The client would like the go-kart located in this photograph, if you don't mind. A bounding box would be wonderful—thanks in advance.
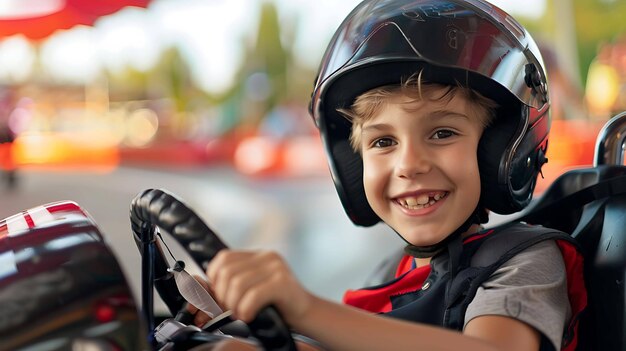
[1,111,626,351]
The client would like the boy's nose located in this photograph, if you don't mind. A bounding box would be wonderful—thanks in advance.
[395,143,432,178]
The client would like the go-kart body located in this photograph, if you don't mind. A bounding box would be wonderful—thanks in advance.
[0,202,148,350]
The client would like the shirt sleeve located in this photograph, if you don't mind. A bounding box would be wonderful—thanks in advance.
[463,240,571,350]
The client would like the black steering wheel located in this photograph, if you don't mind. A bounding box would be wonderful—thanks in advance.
[130,188,297,351]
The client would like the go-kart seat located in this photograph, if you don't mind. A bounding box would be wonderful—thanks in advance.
[520,112,626,350]
[364,112,626,350]
[521,165,626,351]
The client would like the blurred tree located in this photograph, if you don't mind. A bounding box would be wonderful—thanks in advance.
[254,1,288,105]
[526,0,626,85]
[572,0,626,84]
[152,46,195,136]
[508,0,626,121]
[106,66,150,101]
[106,45,212,139]
[203,1,288,134]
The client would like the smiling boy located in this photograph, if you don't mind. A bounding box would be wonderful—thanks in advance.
[196,1,586,350]
[350,79,495,250]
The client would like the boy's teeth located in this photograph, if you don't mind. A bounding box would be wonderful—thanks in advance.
[417,194,429,205]
[399,192,447,209]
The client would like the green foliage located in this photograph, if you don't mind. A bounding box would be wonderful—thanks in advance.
[573,0,626,83]
[520,0,626,84]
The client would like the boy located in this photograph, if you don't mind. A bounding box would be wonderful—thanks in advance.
[194,1,585,350]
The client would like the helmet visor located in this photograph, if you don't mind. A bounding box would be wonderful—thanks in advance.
[313,0,546,114]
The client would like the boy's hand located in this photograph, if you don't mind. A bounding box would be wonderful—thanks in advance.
[206,250,313,326]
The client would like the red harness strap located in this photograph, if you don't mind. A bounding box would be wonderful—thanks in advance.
[557,240,587,351]
[343,259,431,314]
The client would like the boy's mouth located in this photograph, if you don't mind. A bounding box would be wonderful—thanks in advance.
[395,191,448,210]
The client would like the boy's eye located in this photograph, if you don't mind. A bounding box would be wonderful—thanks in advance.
[432,129,457,139]
[372,138,396,148]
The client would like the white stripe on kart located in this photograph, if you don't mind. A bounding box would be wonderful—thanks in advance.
[27,206,55,226]
[6,213,28,237]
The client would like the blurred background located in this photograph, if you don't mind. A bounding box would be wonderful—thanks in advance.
[1,0,626,309]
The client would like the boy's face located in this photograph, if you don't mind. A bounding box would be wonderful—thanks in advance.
[359,88,484,246]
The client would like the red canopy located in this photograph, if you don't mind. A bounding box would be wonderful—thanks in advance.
[0,0,151,40]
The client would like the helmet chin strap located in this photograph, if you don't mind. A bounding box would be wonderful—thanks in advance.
[402,207,481,258]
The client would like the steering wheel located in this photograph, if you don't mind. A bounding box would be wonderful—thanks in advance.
[130,188,297,351]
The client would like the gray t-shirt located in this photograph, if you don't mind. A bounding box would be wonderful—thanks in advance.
[464,240,570,350]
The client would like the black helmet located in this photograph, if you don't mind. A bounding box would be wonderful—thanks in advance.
[309,0,550,226]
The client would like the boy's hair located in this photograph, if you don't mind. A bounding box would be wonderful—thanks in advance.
[339,72,498,153]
